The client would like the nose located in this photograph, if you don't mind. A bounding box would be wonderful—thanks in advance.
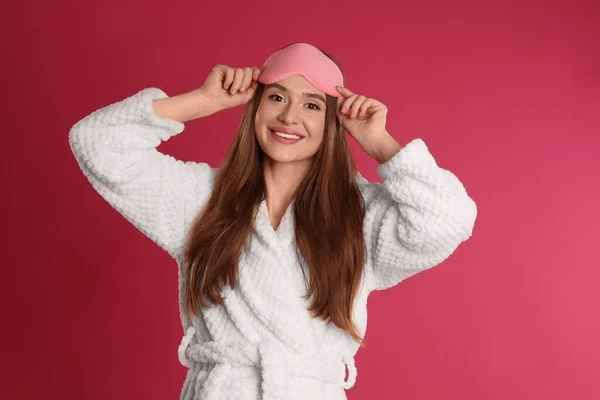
[277,103,300,125]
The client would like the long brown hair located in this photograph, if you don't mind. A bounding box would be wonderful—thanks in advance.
[183,45,367,346]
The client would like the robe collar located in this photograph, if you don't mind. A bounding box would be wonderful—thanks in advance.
[254,198,296,247]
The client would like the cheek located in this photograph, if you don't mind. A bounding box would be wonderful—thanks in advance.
[312,121,326,143]
[255,104,272,128]
[255,110,267,137]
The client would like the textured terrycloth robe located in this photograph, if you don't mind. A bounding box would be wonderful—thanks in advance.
[69,88,478,399]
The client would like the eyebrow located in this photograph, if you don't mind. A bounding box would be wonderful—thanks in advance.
[265,83,326,104]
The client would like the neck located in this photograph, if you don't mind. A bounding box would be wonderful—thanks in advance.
[262,156,312,212]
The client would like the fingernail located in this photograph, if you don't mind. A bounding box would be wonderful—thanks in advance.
[231,90,236,95]
[240,86,245,91]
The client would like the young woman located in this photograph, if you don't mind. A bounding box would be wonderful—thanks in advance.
[69,42,477,400]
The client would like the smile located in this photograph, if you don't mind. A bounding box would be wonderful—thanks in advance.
[273,131,302,139]
[269,129,305,144]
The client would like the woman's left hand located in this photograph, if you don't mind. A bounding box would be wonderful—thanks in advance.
[335,86,389,149]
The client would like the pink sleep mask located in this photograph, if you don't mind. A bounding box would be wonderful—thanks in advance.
[258,43,344,97]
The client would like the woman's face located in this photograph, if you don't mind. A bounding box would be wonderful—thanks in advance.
[255,75,327,164]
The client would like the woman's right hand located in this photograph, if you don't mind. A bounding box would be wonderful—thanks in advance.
[196,65,261,112]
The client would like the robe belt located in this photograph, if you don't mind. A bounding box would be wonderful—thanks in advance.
[178,325,357,399]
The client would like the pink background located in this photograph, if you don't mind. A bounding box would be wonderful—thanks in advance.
[2,0,599,399]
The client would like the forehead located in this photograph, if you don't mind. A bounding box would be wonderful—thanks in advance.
[268,75,326,98]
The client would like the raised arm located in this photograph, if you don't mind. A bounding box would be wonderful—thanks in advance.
[69,65,262,260]
[68,87,217,260]
[358,138,478,291]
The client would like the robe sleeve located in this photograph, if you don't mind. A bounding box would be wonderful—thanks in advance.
[68,87,216,260]
[358,138,477,291]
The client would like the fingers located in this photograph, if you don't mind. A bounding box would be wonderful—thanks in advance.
[358,98,376,118]
[336,86,384,119]
[339,94,357,115]
[252,67,261,81]
[223,66,261,95]
[336,86,358,116]
[223,67,235,91]
[336,94,345,113]
[339,93,366,118]
[248,67,261,90]
[349,95,367,118]
[230,69,245,95]
[336,86,353,97]
[238,67,254,92]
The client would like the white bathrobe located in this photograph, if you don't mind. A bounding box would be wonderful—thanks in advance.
[68,88,477,399]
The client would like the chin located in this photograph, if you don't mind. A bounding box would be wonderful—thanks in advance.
[262,147,302,163]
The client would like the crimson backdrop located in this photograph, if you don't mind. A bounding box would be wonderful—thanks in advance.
[2,0,599,399]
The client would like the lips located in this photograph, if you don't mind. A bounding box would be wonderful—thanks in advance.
[269,129,304,144]
[268,126,305,138]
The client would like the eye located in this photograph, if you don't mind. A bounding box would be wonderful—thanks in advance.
[268,94,285,102]
[268,94,321,111]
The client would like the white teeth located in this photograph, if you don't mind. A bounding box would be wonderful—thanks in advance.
[273,131,302,140]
